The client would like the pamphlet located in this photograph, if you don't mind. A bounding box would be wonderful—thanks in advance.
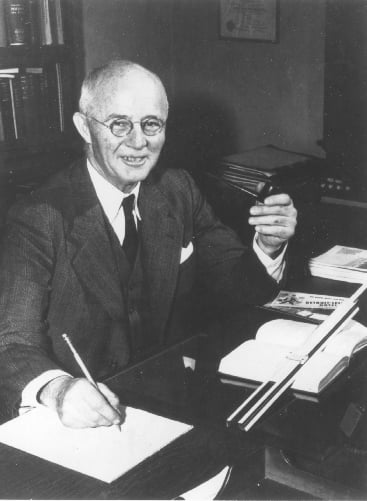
[263,291,345,322]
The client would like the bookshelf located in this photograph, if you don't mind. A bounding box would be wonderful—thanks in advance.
[0,0,84,231]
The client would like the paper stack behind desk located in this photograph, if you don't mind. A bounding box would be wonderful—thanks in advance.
[309,245,367,283]
[218,318,367,396]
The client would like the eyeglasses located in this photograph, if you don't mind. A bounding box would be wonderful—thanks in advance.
[86,115,166,137]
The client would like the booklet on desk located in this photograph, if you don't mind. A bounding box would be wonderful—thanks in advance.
[0,406,192,483]
[218,318,367,397]
[309,245,367,283]
[262,290,345,324]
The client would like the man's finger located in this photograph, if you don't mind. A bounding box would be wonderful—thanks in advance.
[255,225,293,240]
[97,382,120,408]
[60,397,115,428]
[56,378,121,428]
[263,193,293,205]
[250,204,296,217]
[97,383,125,424]
[249,215,293,227]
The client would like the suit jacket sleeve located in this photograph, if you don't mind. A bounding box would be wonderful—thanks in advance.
[0,194,61,417]
[178,170,280,316]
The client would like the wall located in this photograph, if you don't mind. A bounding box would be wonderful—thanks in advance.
[81,0,326,173]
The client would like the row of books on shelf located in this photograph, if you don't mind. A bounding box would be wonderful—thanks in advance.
[0,63,71,144]
[0,0,65,47]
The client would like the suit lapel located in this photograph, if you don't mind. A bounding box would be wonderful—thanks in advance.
[66,162,124,320]
[139,176,183,341]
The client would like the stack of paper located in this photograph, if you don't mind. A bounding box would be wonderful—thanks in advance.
[0,406,192,483]
[309,245,367,283]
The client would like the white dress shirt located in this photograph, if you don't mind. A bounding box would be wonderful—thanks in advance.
[87,162,141,243]
[20,162,285,411]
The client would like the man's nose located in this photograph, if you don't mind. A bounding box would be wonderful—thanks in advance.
[126,125,148,149]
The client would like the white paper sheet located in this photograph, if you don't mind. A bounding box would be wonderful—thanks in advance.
[0,406,192,483]
[178,465,231,499]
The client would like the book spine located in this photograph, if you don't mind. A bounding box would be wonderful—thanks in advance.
[5,0,30,46]
[28,0,40,46]
[48,0,55,44]
[55,61,64,132]
[39,63,59,136]
[0,77,16,141]
[7,78,18,139]
[0,0,8,47]
[37,68,47,136]
[50,0,63,44]
[11,74,26,140]
[54,0,63,44]
[20,71,40,143]
[39,0,52,45]
[61,62,73,132]
[0,110,5,142]
[25,67,43,142]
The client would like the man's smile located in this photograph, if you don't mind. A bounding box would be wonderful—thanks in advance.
[121,155,147,166]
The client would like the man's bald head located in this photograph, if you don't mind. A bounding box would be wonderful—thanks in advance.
[78,60,169,117]
[73,59,168,192]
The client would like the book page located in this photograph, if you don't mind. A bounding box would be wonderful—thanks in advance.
[219,339,290,383]
[0,406,192,483]
[311,245,367,270]
[256,318,316,347]
[322,319,367,358]
[292,350,347,393]
[219,318,367,394]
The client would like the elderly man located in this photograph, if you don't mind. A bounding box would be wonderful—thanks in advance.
[0,60,297,428]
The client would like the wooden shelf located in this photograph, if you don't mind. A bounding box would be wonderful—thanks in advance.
[321,196,367,209]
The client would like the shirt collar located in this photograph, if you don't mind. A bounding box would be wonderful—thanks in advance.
[87,160,142,222]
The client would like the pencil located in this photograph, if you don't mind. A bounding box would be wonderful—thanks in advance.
[62,333,122,431]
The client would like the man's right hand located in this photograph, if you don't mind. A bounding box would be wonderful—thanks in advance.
[39,375,125,428]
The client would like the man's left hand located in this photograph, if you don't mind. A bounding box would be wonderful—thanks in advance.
[248,194,297,257]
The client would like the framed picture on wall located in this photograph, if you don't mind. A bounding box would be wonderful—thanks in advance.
[220,0,278,42]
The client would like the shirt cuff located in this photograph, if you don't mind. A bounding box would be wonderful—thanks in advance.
[19,369,71,414]
[253,232,287,283]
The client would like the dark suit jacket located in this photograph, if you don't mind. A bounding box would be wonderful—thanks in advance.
[0,160,279,416]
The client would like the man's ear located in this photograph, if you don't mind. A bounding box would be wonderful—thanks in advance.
[73,112,92,144]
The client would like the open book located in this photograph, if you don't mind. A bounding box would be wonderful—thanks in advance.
[219,318,367,396]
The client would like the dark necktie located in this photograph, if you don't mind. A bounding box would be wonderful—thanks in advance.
[122,194,138,266]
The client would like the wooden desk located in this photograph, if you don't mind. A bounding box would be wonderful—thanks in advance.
[0,278,366,499]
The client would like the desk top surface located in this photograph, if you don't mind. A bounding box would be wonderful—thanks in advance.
[1,277,367,499]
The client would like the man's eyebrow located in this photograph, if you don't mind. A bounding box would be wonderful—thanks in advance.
[104,113,130,121]
[104,114,164,121]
